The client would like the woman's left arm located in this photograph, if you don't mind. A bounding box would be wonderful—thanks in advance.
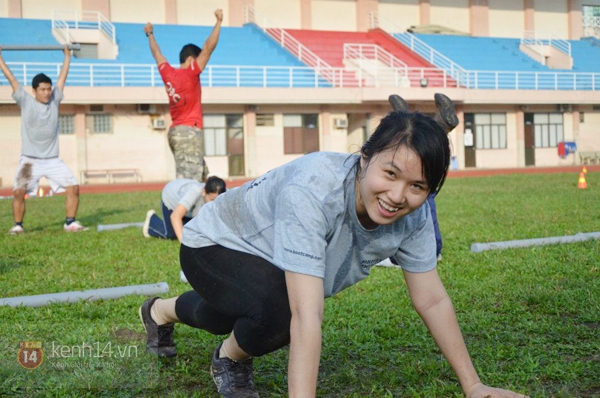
[403,268,528,398]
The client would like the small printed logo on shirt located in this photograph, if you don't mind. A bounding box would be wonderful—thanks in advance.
[361,258,383,270]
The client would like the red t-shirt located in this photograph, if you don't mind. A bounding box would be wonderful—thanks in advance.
[158,62,203,128]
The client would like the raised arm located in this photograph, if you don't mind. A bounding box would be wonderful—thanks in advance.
[195,9,223,71]
[403,268,528,398]
[56,45,71,91]
[144,22,168,65]
[285,271,324,398]
[0,48,20,93]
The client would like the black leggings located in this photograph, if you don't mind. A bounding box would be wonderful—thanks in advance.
[175,244,292,357]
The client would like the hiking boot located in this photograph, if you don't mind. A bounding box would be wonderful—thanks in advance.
[433,93,459,133]
[64,221,89,232]
[139,297,177,357]
[210,343,259,397]
[142,210,155,238]
[8,225,24,235]
[388,94,410,113]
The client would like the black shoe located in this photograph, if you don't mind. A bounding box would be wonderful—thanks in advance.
[210,343,259,398]
[433,93,459,133]
[139,297,177,357]
[388,94,410,113]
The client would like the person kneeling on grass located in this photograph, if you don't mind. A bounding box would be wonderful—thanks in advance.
[139,99,528,398]
[142,176,226,242]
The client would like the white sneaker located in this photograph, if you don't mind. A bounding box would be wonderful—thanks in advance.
[143,210,156,238]
[8,225,24,235]
[64,221,89,232]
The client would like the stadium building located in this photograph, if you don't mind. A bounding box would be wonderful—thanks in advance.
[1,0,599,186]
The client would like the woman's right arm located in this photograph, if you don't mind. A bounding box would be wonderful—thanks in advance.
[285,270,325,398]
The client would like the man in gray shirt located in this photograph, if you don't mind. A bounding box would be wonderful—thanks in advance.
[0,45,88,234]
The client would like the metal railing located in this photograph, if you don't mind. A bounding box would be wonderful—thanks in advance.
[522,30,571,58]
[369,12,468,86]
[243,5,343,85]
[51,10,116,45]
[1,61,596,90]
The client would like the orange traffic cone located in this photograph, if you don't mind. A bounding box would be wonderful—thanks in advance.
[582,166,588,174]
[578,172,587,189]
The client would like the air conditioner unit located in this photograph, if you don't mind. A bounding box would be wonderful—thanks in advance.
[334,118,348,129]
[138,104,157,114]
[152,118,167,130]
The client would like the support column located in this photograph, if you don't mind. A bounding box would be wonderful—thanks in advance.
[164,0,178,24]
[228,0,254,27]
[7,0,22,18]
[320,105,331,151]
[244,106,257,178]
[469,0,489,36]
[516,107,525,168]
[300,0,312,29]
[74,106,88,181]
[419,0,430,26]
[81,0,110,18]
[567,0,583,40]
[356,0,378,32]
[524,0,535,32]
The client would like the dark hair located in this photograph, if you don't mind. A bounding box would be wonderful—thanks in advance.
[359,111,450,195]
[204,176,226,195]
[32,73,52,89]
[179,44,202,64]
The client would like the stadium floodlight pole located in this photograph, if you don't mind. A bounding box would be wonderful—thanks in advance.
[0,282,170,308]
[0,43,81,51]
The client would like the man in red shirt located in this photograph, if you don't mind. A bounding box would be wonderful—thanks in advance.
[144,9,223,182]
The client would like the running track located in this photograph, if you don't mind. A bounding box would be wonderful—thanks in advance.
[0,165,598,196]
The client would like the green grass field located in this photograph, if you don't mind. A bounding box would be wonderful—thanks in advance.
[0,172,598,397]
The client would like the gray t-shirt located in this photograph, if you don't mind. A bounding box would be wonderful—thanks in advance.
[13,86,64,159]
[161,179,206,218]
[182,152,437,297]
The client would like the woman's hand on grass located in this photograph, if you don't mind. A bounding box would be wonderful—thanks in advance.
[466,382,529,398]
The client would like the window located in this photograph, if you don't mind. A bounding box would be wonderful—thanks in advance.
[59,115,75,135]
[283,114,319,154]
[582,5,600,36]
[474,113,506,149]
[534,113,563,148]
[203,114,243,156]
[86,114,113,134]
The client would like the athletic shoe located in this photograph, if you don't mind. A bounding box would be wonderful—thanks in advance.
[143,210,155,238]
[210,343,259,398]
[8,225,24,235]
[388,94,410,113]
[433,93,459,133]
[138,297,177,357]
[64,221,89,232]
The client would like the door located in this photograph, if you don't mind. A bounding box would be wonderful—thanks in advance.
[524,113,535,166]
[464,113,476,168]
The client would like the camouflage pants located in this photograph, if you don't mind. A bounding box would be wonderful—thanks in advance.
[167,125,208,182]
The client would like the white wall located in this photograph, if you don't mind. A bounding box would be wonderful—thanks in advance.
[489,0,524,38]
[534,0,568,39]
[109,0,164,23]
[254,0,301,28]
[378,0,420,32]
[177,0,229,26]
[430,0,469,33]
[311,0,356,31]
[21,0,80,19]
